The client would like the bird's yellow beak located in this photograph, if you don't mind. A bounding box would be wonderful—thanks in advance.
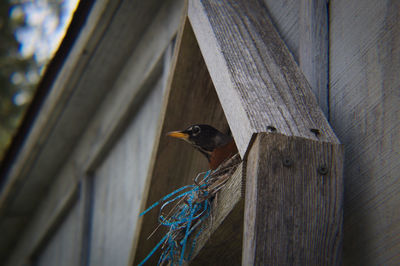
[167,131,189,140]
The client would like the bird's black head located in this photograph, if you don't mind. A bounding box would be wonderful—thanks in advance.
[167,124,232,159]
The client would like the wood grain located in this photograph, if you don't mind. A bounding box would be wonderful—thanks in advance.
[243,133,344,265]
[88,81,165,266]
[189,0,339,158]
[262,0,300,61]
[300,0,329,116]
[330,0,400,264]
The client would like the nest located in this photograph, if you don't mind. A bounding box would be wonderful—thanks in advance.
[139,154,241,266]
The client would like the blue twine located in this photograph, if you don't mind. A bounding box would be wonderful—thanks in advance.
[140,185,195,217]
[138,170,214,265]
[138,234,168,266]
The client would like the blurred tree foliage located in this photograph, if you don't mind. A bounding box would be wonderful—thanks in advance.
[0,0,65,161]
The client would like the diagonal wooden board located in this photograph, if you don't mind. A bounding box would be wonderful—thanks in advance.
[189,0,339,157]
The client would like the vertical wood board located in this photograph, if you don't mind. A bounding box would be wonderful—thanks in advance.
[299,0,329,116]
[33,202,82,266]
[330,0,400,264]
[243,133,344,265]
[88,78,165,266]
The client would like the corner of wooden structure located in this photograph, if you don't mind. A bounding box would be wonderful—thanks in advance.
[187,0,344,264]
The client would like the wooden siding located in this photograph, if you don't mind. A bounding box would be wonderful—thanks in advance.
[34,202,82,266]
[330,0,400,264]
[89,79,165,266]
[3,0,183,264]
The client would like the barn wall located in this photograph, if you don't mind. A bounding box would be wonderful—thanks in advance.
[330,0,400,264]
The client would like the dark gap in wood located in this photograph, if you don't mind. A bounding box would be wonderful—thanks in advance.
[310,128,321,137]
[267,125,277,132]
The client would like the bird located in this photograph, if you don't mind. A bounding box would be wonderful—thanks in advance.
[167,124,238,170]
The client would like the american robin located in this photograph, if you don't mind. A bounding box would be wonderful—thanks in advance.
[167,124,238,170]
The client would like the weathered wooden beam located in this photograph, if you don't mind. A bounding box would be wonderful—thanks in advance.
[299,0,329,116]
[244,134,343,265]
[188,0,343,264]
[189,0,339,158]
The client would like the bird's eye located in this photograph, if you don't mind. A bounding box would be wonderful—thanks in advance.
[192,125,201,136]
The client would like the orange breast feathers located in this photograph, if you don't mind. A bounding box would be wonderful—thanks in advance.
[209,139,238,170]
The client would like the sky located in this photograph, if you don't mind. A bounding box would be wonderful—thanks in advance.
[8,0,79,106]
[12,0,79,64]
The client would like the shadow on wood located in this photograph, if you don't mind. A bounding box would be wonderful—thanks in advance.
[131,17,241,265]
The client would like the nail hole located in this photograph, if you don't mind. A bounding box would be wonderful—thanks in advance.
[283,157,293,167]
[318,165,328,175]
[310,128,320,137]
[267,126,277,132]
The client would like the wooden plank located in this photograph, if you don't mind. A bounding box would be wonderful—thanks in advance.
[189,0,339,159]
[88,79,166,266]
[32,200,82,266]
[330,0,400,264]
[299,0,329,116]
[5,166,80,266]
[243,133,343,265]
[190,163,244,265]
[132,17,234,265]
